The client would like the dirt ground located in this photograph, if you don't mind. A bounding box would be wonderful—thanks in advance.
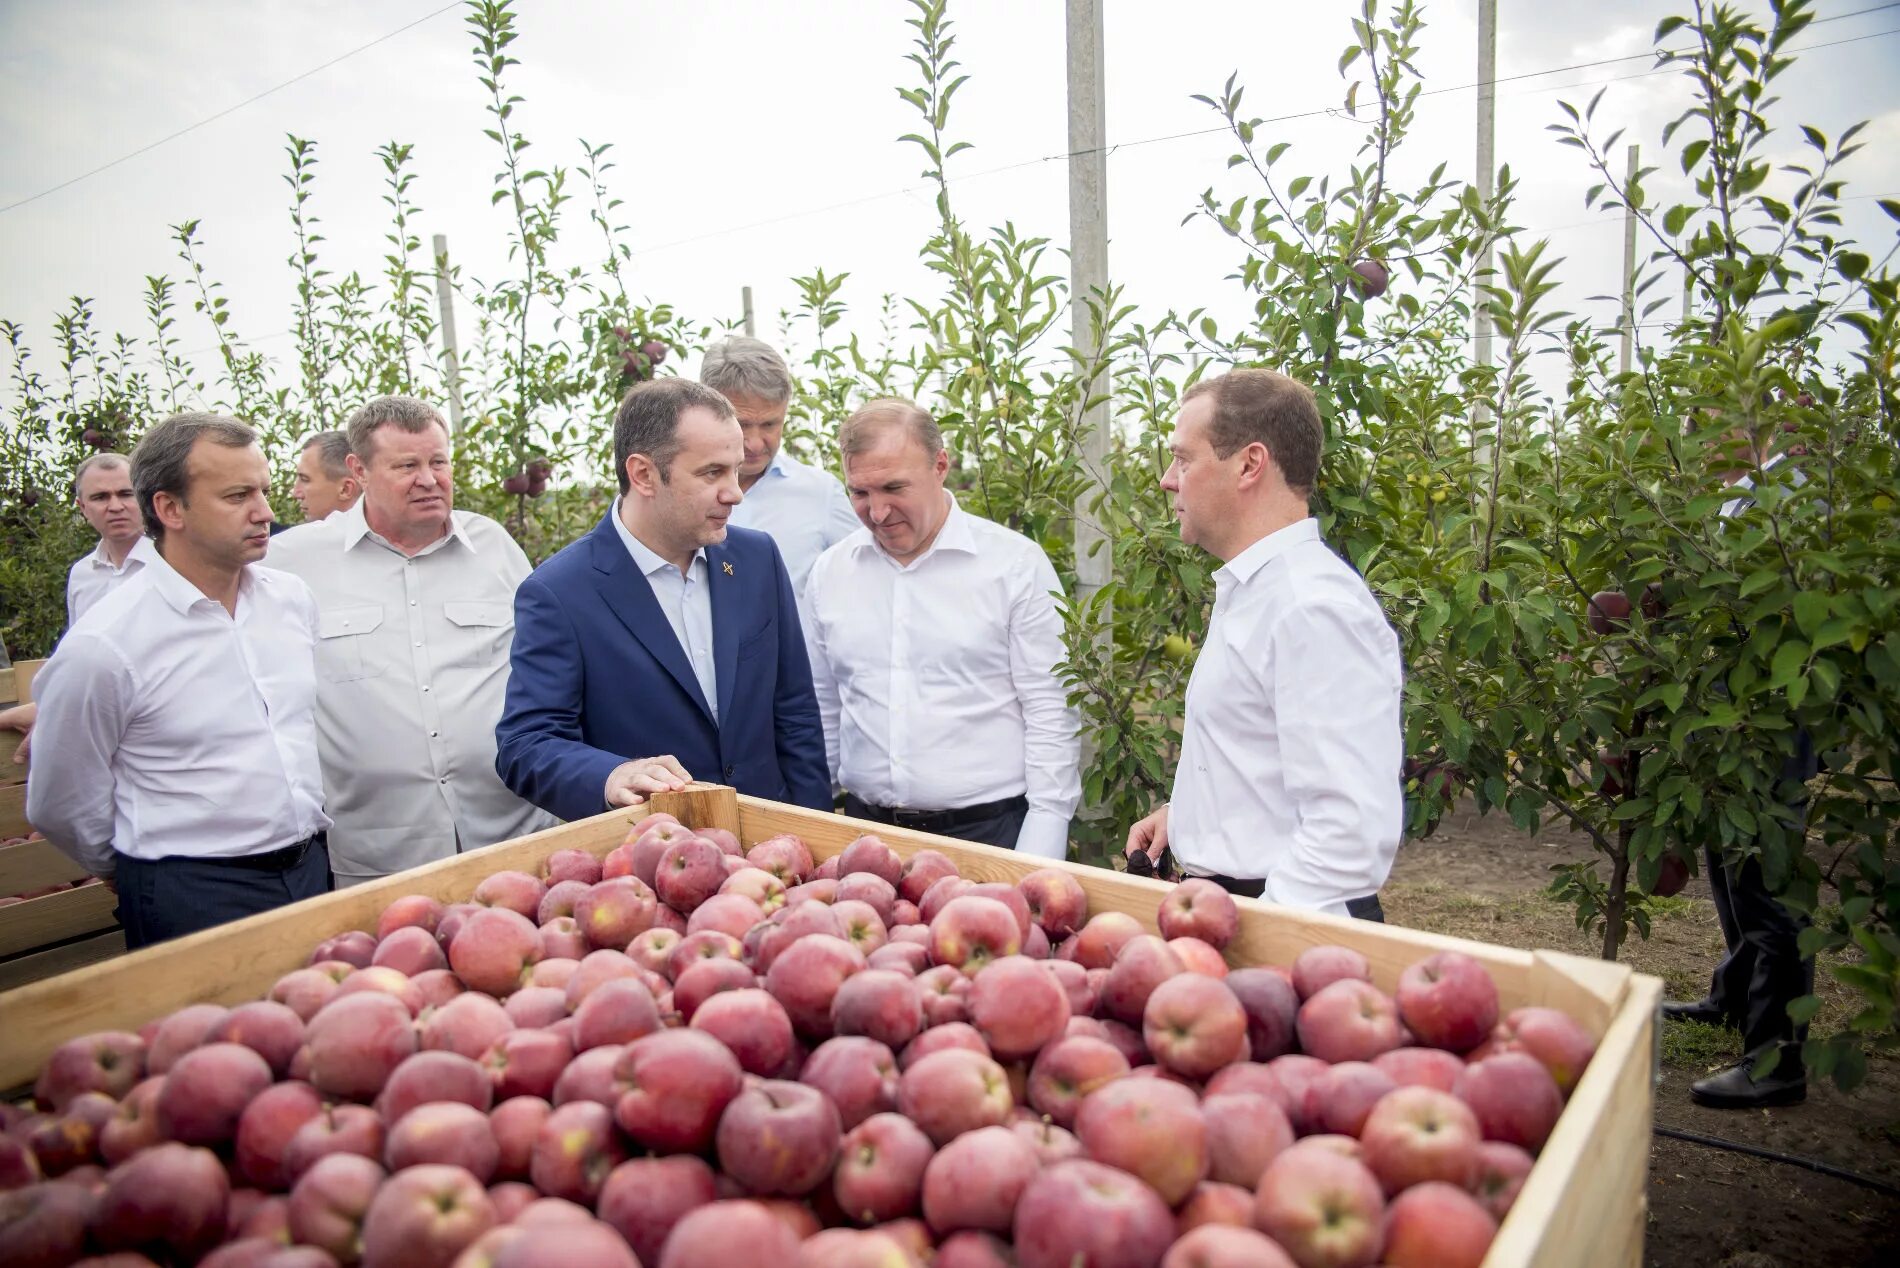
[1386,801,1900,1268]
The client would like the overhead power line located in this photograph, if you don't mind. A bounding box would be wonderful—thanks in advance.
[0,1,463,216]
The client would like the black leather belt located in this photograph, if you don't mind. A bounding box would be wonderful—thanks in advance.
[844,793,1027,834]
[199,831,327,873]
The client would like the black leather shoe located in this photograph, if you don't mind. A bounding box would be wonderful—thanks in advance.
[1689,1062,1806,1109]
[1662,998,1733,1028]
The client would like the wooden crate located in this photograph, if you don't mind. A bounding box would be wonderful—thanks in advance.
[0,657,123,985]
[0,784,1660,1268]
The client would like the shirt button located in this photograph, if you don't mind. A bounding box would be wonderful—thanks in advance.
[422,685,430,693]
[430,730,440,738]
[410,600,417,607]
[414,641,422,649]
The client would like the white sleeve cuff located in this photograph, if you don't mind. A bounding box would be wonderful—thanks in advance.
[1014,810,1071,860]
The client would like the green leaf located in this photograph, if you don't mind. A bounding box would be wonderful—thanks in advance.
[1792,592,1828,638]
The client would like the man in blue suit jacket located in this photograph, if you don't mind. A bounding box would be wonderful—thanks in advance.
[496,378,832,822]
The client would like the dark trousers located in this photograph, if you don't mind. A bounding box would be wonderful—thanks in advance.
[1702,844,1812,1071]
[1699,735,1817,1073]
[841,793,1029,852]
[1199,872,1386,923]
[114,838,333,950]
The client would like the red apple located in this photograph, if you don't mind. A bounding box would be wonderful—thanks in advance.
[597,1154,716,1265]
[1199,1091,1293,1189]
[1296,978,1403,1064]
[155,1042,273,1147]
[420,992,514,1062]
[357,1163,495,1268]
[832,1110,934,1225]
[449,908,543,997]
[745,835,815,884]
[1360,1085,1482,1194]
[966,956,1067,1062]
[473,871,547,920]
[1027,1036,1129,1128]
[1303,1061,1398,1137]
[929,897,1022,975]
[1222,967,1299,1061]
[387,1103,499,1183]
[1142,972,1246,1078]
[489,1097,550,1183]
[800,1036,900,1130]
[1252,1147,1385,1268]
[1455,1052,1565,1152]
[306,993,417,1102]
[1011,1159,1175,1268]
[284,1103,385,1181]
[1163,1223,1298,1268]
[89,1142,230,1262]
[529,1102,626,1206]
[764,933,865,1039]
[656,1199,800,1268]
[1481,1006,1597,1094]
[612,1029,743,1154]
[1382,1181,1498,1268]
[838,835,903,887]
[898,850,960,905]
[1395,951,1499,1053]
[1290,945,1371,1000]
[34,1031,146,1109]
[1100,935,1184,1026]
[921,1124,1037,1236]
[543,849,603,887]
[1073,1077,1206,1206]
[234,1081,324,1191]
[572,977,662,1051]
[1472,1140,1535,1220]
[1174,1181,1255,1235]
[714,1080,840,1197]
[1158,879,1239,949]
[896,1048,1013,1146]
[654,837,729,914]
[481,1029,573,1102]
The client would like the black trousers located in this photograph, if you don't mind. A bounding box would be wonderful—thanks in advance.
[1199,872,1386,923]
[1702,845,1812,1070]
[841,793,1029,852]
[113,837,334,950]
[1700,739,1817,1073]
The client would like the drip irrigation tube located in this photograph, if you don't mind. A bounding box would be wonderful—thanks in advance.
[1653,1124,1900,1198]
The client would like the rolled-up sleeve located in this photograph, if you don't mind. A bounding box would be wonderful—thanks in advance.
[1008,550,1081,860]
[26,635,132,877]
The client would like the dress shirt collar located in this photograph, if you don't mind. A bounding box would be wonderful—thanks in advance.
[145,543,255,617]
[1216,516,1321,588]
[758,452,792,481]
[336,498,473,557]
[855,491,977,569]
[87,535,158,573]
[610,498,707,579]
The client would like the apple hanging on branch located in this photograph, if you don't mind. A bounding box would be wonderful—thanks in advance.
[1349,258,1389,299]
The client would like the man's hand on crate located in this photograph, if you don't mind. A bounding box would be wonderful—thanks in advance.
[0,702,34,764]
[604,754,692,808]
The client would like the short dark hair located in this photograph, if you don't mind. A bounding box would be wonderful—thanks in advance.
[131,412,258,540]
[1182,369,1323,495]
[301,430,352,480]
[345,396,448,461]
[612,379,737,494]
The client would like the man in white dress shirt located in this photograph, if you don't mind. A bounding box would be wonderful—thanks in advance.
[291,430,362,523]
[28,413,333,947]
[1125,369,1403,919]
[701,336,859,623]
[804,398,1081,857]
[0,454,160,764]
[67,452,160,626]
[267,396,553,884]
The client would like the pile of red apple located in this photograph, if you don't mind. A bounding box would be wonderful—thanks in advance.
[0,814,1598,1268]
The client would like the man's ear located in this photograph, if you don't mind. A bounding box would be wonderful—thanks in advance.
[152,489,188,534]
[1236,441,1273,491]
[345,453,368,483]
[625,453,656,497]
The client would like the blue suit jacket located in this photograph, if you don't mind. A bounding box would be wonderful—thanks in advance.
[495,515,832,822]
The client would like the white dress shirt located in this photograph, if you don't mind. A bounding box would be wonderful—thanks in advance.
[27,550,331,877]
[610,501,718,721]
[729,450,861,625]
[1168,518,1404,915]
[804,494,1082,859]
[66,535,159,626]
[265,502,555,882]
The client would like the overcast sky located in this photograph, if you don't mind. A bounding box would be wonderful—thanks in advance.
[2,0,1896,412]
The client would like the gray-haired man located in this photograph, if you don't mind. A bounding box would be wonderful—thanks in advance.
[67,452,158,627]
[701,336,858,624]
[267,396,552,884]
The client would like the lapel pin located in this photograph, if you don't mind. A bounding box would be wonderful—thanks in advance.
[722,561,734,576]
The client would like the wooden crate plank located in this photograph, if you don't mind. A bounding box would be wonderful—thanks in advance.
[0,884,119,958]
[0,785,28,841]
[0,659,44,709]
[0,839,88,899]
[0,668,13,706]
[0,732,23,785]
[0,930,124,993]
[0,809,637,1089]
